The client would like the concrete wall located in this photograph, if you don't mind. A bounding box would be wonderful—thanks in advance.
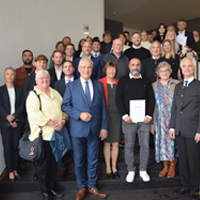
[0,0,104,175]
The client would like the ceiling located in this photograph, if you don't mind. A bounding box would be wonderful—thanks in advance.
[105,0,200,31]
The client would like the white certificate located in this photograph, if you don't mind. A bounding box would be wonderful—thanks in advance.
[176,35,187,46]
[130,100,145,123]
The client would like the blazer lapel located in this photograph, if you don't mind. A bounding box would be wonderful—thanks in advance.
[3,85,10,113]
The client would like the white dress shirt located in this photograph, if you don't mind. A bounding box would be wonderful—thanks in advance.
[7,87,15,114]
[80,77,93,101]
[54,66,62,80]
[65,76,74,84]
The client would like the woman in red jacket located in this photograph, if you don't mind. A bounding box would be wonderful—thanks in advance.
[99,62,121,179]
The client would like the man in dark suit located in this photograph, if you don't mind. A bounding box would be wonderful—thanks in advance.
[73,41,102,80]
[100,31,112,54]
[23,55,48,99]
[61,58,108,200]
[177,19,196,50]
[141,41,162,84]
[48,50,65,86]
[169,57,200,200]
[54,60,75,97]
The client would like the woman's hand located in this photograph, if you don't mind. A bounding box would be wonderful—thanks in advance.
[150,124,155,135]
[53,120,66,132]
[6,114,15,122]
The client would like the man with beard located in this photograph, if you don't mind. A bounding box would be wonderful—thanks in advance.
[14,50,36,89]
[193,31,200,61]
[116,58,155,183]
[124,32,151,62]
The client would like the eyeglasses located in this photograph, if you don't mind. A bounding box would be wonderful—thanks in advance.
[113,43,123,47]
[159,69,169,73]
[37,77,50,80]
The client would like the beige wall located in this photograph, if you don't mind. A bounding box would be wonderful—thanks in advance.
[0,0,104,175]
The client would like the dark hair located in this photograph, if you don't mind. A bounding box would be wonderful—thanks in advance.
[65,43,75,51]
[63,60,74,67]
[78,38,86,51]
[123,31,129,35]
[102,31,111,38]
[52,50,63,57]
[92,39,100,45]
[118,32,128,44]
[132,32,141,37]
[92,36,100,42]
[103,61,118,77]
[55,41,65,49]
[154,23,167,42]
[22,49,33,56]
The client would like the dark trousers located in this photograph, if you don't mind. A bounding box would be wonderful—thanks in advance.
[176,135,200,194]
[1,123,23,173]
[36,140,57,193]
[71,132,100,189]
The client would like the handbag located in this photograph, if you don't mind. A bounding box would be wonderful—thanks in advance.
[50,126,72,162]
[19,90,44,161]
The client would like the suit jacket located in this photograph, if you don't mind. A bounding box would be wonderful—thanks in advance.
[73,56,102,80]
[0,84,25,126]
[54,77,76,97]
[61,78,108,138]
[48,66,65,87]
[177,30,196,50]
[141,57,162,84]
[169,79,200,138]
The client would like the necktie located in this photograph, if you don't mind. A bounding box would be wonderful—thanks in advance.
[95,54,97,57]
[66,79,71,85]
[184,80,188,88]
[85,81,92,105]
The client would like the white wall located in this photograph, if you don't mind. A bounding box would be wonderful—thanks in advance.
[0,0,104,175]
[123,27,141,36]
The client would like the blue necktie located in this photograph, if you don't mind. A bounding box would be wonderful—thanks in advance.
[85,81,92,105]
[184,80,188,88]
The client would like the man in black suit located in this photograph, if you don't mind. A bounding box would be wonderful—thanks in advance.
[170,57,200,200]
[54,60,75,97]
[48,50,65,86]
[177,19,196,50]
[141,41,162,84]
[123,31,132,47]
[23,55,48,99]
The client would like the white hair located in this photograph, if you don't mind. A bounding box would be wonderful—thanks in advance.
[35,69,50,81]
[78,57,93,67]
[180,57,196,68]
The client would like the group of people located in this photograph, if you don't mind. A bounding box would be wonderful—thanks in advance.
[1,18,200,200]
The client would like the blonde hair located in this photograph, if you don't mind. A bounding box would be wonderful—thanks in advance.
[165,30,177,42]
[161,39,175,59]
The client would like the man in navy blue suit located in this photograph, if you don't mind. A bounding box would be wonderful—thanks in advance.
[54,60,75,97]
[61,58,108,200]
[73,41,102,80]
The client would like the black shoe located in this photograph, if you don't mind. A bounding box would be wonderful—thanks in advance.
[33,172,38,180]
[174,188,190,195]
[106,172,113,179]
[15,175,21,180]
[42,192,52,200]
[50,189,64,198]
[9,177,15,183]
[113,171,120,179]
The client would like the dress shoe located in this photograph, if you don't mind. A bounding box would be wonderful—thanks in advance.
[33,172,38,180]
[50,189,64,198]
[126,171,135,183]
[42,192,52,200]
[174,188,190,195]
[9,177,15,183]
[106,172,113,179]
[113,171,120,179]
[139,171,150,182]
[76,188,87,200]
[15,175,21,180]
[87,187,107,198]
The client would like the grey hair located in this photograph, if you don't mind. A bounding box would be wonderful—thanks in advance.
[180,57,196,68]
[35,69,50,81]
[4,67,16,75]
[150,41,161,50]
[78,57,93,67]
[156,61,172,75]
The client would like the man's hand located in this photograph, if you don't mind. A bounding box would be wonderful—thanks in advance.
[124,116,133,124]
[150,124,155,135]
[79,112,92,122]
[11,122,17,128]
[53,120,66,132]
[99,129,108,140]
[6,114,15,122]
[194,133,200,143]
[143,117,151,124]
[169,130,175,139]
